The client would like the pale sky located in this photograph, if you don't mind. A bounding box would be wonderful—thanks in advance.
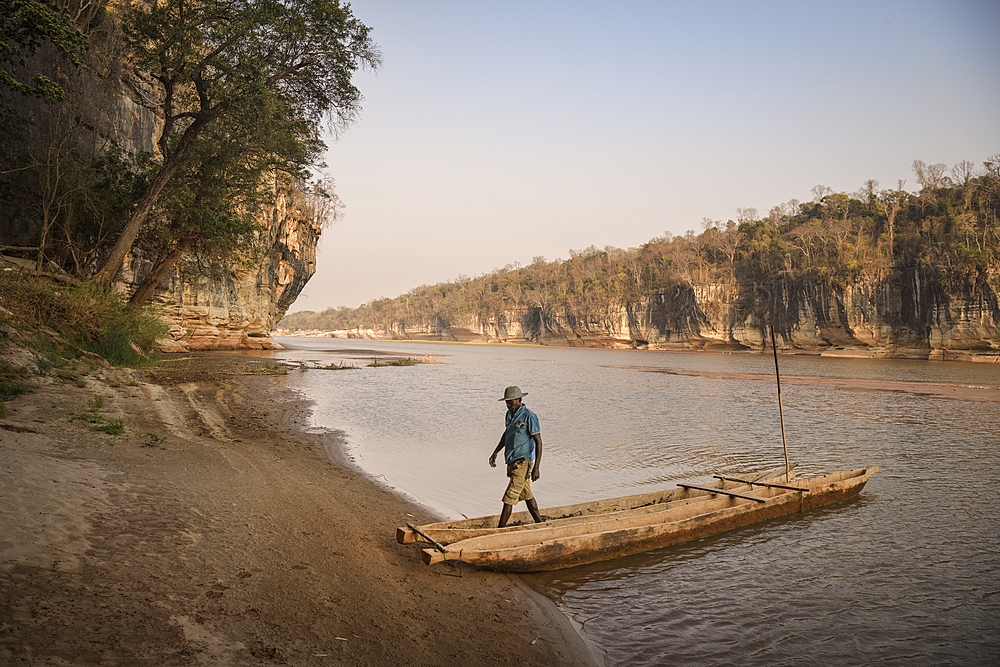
[291,0,1000,312]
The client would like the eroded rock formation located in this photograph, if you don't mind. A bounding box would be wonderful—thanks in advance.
[119,188,321,352]
[308,271,1000,362]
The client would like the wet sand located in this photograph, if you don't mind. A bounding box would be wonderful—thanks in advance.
[0,352,596,666]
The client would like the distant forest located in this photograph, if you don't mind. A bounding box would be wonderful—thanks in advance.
[278,157,1000,333]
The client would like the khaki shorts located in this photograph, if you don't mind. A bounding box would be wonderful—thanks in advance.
[502,458,534,505]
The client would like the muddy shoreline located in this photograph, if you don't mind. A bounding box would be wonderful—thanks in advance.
[0,352,597,666]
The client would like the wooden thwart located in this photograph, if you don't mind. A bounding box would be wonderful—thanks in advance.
[713,475,804,492]
[677,483,766,502]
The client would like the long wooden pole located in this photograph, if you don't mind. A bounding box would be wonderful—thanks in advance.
[713,475,802,491]
[407,523,448,553]
[770,325,790,481]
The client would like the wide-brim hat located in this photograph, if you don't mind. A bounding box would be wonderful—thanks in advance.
[499,386,527,401]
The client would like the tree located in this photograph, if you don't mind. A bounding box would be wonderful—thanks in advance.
[912,159,950,190]
[126,86,328,309]
[91,0,381,286]
[857,179,879,210]
[985,154,1000,178]
[951,160,977,187]
[0,0,89,100]
[736,207,758,225]
[880,180,906,260]
[811,184,833,202]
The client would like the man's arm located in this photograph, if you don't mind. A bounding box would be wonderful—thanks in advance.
[488,434,504,467]
[531,433,542,481]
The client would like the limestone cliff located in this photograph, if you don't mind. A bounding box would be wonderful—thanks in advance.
[310,271,1000,362]
[118,187,321,352]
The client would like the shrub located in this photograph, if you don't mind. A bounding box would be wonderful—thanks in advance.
[0,271,167,366]
[0,360,32,402]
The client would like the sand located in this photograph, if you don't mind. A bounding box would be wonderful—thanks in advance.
[0,352,596,666]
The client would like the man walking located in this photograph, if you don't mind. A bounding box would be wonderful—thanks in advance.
[488,386,544,528]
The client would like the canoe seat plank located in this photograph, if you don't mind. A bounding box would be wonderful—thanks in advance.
[713,475,804,492]
[677,483,767,502]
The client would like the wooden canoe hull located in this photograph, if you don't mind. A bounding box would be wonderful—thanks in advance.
[422,466,878,573]
[397,465,796,545]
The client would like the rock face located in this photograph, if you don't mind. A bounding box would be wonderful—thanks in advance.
[119,189,321,352]
[0,50,320,352]
[326,270,1000,362]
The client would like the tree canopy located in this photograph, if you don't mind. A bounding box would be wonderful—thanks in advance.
[125,71,330,309]
[91,0,381,286]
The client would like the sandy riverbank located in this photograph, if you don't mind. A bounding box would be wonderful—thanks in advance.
[0,352,596,666]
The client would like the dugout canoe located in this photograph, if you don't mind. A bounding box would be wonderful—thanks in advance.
[420,466,878,572]
[397,465,796,546]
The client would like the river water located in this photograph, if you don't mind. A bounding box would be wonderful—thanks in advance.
[269,337,1000,666]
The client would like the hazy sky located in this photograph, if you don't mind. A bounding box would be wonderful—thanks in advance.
[291,0,1000,312]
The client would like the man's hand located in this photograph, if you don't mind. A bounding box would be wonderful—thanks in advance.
[489,453,497,468]
[531,465,540,482]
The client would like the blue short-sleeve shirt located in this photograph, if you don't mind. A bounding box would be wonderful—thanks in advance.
[503,405,540,464]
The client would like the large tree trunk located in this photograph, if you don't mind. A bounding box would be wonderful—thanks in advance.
[127,237,193,311]
[92,163,179,287]
[91,115,210,287]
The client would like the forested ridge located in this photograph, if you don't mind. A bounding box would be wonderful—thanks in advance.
[279,157,1000,336]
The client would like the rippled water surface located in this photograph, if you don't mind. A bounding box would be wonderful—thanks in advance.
[271,338,1000,666]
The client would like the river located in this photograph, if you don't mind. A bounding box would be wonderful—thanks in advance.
[269,337,999,666]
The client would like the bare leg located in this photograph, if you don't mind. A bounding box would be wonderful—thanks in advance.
[498,503,513,528]
[526,498,543,523]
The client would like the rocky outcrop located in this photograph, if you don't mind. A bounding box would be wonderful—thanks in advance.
[118,187,321,352]
[320,271,1000,362]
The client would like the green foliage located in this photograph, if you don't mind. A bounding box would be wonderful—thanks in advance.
[0,0,89,100]
[69,394,104,423]
[91,417,123,434]
[242,362,288,375]
[125,86,329,308]
[68,393,123,434]
[33,354,55,375]
[0,270,167,365]
[73,147,154,247]
[322,361,357,370]
[88,0,382,287]
[0,359,32,401]
[87,300,166,366]
[368,357,418,367]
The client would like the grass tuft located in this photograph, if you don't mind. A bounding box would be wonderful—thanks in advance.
[0,271,167,366]
[92,418,125,435]
[243,361,288,375]
[0,360,32,402]
[322,361,358,370]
